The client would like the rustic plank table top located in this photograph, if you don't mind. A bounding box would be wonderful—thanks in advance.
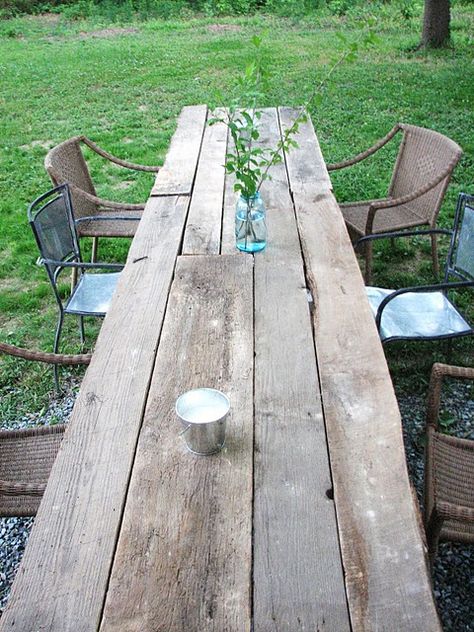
[1,106,441,631]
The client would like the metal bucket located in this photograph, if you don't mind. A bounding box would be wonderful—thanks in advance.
[176,388,230,455]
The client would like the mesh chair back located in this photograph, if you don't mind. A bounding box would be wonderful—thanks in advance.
[28,185,80,283]
[447,193,474,281]
[45,137,99,221]
[389,124,462,225]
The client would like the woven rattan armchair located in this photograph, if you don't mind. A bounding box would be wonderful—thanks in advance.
[45,135,160,260]
[0,424,66,517]
[424,363,474,568]
[0,345,90,517]
[327,123,462,284]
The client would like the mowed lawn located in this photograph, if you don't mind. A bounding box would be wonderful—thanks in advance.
[0,7,473,414]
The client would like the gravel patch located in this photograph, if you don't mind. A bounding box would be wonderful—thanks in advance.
[1,382,472,626]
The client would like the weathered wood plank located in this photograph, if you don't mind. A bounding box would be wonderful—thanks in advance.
[221,131,237,254]
[279,106,332,194]
[280,107,442,631]
[151,105,208,196]
[251,108,350,630]
[0,194,190,632]
[100,254,254,632]
[182,112,227,254]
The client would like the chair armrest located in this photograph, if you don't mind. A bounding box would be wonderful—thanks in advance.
[0,341,91,365]
[68,183,146,211]
[375,280,474,332]
[356,228,452,246]
[41,258,124,272]
[82,137,160,172]
[75,214,142,224]
[426,363,474,430]
[327,125,400,171]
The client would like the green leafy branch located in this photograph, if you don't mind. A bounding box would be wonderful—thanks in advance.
[210,22,379,200]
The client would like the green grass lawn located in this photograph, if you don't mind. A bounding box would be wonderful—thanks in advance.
[0,5,473,417]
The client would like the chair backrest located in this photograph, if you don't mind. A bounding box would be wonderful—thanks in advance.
[28,184,81,298]
[44,137,99,220]
[389,124,462,225]
[446,192,474,282]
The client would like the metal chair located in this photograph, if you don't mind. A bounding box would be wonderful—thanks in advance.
[423,362,474,568]
[366,192,473,344]
[328,123,462,284]
[45,135,160,261]
[28,184,123,389]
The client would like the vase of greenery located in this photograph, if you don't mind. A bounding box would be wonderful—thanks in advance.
[235,189,266,252]
[210,28,377,253]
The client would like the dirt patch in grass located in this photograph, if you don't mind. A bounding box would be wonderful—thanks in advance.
[38,13,61,24]
[78,27,139,40]
[19,139,54,151]
[207,24,242,33]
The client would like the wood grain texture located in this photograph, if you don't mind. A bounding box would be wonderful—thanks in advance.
[280,107,442,631]
[151,105,208,196]
[100,255,254,632]
[182,111,227,254]
[0,195,190,632]
[251,108,350,631]
[279,106,332,194]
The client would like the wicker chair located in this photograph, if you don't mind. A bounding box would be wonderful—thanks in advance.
[45,135,160,260]
[0,345,90,517]
[424,363,474,568]
[1,425,66,517]
[327,123,462,284]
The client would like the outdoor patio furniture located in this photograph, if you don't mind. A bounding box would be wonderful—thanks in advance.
[424,362,474,567]
[366,192,473,344]
[28,184,123,389]
[45,135,160,261]
[0,424,65,518]
[0,343,90,517]
[1,107,441,631]
[327,123,462,284]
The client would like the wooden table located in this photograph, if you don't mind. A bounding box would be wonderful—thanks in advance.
[1,106,441,631]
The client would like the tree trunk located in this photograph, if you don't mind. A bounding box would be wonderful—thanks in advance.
[422,0,451,47]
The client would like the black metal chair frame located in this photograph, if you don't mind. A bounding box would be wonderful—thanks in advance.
[369,192,474,344]
[28,184,123,389]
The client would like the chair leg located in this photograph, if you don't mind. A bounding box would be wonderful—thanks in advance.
[364,241,373,285]
[53,312,65,392]
[70,267,78,293]
[431,234,439,278]
[91,237,99,263]
[78,316,85,345]
[425,510,443,573]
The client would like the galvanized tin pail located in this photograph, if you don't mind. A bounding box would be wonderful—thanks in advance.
[176,388,230,455]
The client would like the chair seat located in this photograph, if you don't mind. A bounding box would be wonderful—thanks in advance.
[432,433,474,544]
[76,210,142,238]
[0,425,65,517]
[341,200,428,236]
[366,286,472,341]
[65,272,120,316]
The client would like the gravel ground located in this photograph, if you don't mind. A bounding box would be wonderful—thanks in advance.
[1,383,473,627]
